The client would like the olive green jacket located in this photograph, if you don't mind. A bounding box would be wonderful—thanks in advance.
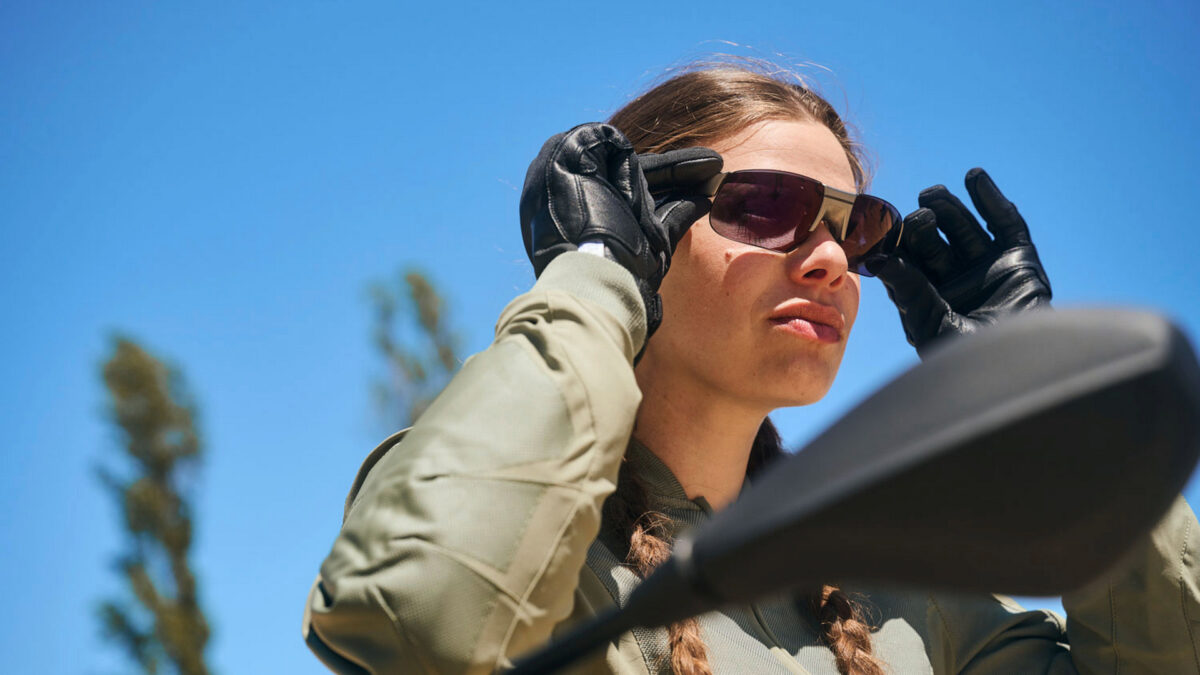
[304,252,1200,674]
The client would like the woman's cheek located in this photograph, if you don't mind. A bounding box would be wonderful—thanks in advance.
[842,275,862,333]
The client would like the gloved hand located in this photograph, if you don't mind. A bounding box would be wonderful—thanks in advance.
[519,122,722,336]
[870,168,1052,358]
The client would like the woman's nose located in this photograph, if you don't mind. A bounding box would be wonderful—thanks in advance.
[785,221,850,289]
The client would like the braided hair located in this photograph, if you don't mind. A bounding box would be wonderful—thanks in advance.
[607,418,883,674]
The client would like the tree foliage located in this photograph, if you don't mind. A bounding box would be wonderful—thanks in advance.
[369,268,462,429]
[97,337,211,675]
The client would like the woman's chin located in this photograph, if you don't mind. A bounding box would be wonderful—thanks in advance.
[754,357,840,405]
[752,377,836,410]
[772,390,831,409]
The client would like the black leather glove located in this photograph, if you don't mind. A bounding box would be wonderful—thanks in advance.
[870,168,1052,358]
[519,122,722,336]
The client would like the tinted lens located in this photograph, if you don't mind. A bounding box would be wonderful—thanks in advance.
[709,172,825,251]
[844,195,902,277]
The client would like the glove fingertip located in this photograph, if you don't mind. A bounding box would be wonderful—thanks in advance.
[903,207,936,227]
[642,147,725,192]
[963,167,1034,245]
[656,195,710,244]
[663,145,723,164]
[899,208,938,250]
[917,184,951,205]
[964,167,1008,207]
[964,166,1005,201]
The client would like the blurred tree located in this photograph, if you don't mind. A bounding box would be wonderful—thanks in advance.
[96,337,211,675]
[368,268,462,429]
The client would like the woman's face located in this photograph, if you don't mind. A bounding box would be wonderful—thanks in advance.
[637,118,861,411]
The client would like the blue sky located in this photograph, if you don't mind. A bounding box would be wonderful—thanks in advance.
[3,2,1198,672]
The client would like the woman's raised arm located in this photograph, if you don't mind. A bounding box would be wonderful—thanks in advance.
[303,124,721,674]
[304,251,647,674]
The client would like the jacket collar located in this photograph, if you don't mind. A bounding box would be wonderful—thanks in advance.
[625,437,715,516]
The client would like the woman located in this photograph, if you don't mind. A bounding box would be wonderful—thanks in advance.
[304,63,1200,674]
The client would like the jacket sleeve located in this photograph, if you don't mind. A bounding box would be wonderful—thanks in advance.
[927,497,1200,674]
[303,252,647,674]
[1061,495,1200,674]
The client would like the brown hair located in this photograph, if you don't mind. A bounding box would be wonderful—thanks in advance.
[609,61,869,190]
[608,62,884,675]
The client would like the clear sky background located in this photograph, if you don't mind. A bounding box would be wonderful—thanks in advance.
[3,2,1199,673]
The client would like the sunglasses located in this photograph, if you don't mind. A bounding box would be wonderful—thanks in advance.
[698,169,903,277]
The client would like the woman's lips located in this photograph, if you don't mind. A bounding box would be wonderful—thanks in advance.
[770,316,841,342]
[768,302,845,344]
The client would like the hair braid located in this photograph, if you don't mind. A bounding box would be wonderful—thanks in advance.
[809,586,887,675]
[607,455,712,675]
[751,421,887,675]
[612,420,885,674]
